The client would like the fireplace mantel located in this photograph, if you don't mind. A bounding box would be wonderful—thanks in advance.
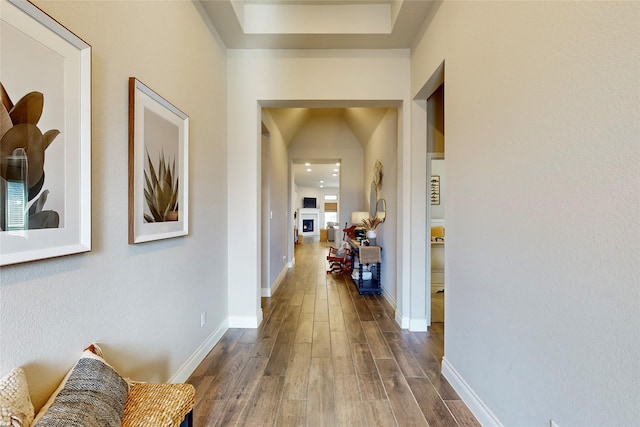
[298,208,320,236]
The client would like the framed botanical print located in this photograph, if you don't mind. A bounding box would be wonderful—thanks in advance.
[128,77,189,244]
[1,0,92,266]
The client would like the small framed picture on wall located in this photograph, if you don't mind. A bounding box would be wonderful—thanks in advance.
[430,175,440,205]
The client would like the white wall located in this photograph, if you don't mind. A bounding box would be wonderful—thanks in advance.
[412,2,640,425]
[362,109,398,306]
[262,111,290,287]
[0,1,228,410]
[227,49,411,327]
[260,132,270,290]
[295,188,340,211]
[295,187,323,211]
[289,110,364,229]
[295,187,339,229]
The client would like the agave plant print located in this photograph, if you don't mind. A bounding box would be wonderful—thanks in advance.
[129,77,189,244]
[144,149,179,223]
[140,105,180,226]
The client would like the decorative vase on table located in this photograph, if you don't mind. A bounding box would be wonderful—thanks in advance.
[362,217,382,246]
[366,230,377,246]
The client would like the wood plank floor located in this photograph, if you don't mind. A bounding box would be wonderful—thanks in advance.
[188,240,479,427]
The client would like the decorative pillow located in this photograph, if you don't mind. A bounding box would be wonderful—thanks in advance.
[0,368,35,427]
[33,348,129,427]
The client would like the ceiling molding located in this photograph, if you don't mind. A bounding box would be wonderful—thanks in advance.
[198,0,439,49]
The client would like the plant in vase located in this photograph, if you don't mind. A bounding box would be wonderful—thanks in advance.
[362,217,382,245]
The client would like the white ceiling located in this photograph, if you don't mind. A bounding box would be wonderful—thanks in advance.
[198,0,439,50]
[293,161,342,189]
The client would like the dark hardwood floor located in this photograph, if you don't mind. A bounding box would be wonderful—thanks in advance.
[188,239,479,426]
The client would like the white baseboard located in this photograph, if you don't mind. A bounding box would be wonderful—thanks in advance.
[409,317,428,332]
[381,287,397,311]
[383,289,408,330]
[441,357,503,427]
[169,319,229,383]
[395,310,410,329]
[261,265,288,297]
[288,257,295,268]
[391,303,428,331]
[228,314,261,328]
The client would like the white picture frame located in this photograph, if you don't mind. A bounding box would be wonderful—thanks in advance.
[128,77,189,244]
[430,175,440,205]
[1,0,92,266]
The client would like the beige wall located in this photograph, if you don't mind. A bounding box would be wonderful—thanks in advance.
[261,110,290,290]
[411,1,640,425]
[1,1,229,410]
[362,109,398,304]
[4,3,637,424]
[288,110,365,231]
[226,49,412,327]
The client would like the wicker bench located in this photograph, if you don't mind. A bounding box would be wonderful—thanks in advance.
[1,347,196,427]
[22,345,197,427]
[122,382,195,427]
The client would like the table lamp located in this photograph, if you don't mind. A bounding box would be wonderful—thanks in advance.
[350,211,369,226]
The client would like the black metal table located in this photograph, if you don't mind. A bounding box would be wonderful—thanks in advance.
[347,239,382,295]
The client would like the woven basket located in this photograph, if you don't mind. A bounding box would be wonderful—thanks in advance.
[121,383,195,427]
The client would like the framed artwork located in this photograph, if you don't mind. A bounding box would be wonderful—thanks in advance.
[1,0,92,266]
[128,77,189,244]
[373,159,383,193]
[430,175,440,205]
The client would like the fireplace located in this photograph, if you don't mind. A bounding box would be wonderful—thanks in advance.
[302,219,314,232]
[298,208,320,236]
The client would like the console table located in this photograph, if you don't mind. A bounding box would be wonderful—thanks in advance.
[347,239,382,295]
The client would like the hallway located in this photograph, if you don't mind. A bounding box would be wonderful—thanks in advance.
[188,240,479,426]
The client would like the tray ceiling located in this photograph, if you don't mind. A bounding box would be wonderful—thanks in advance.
[198,0,440,49]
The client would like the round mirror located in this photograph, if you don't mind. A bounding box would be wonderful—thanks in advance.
[369,181,377,218]
[375,198,386,222]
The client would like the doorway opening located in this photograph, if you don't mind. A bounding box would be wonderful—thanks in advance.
[260,104,398,320]
[430,155,445,323]
[293,160,341,244]
[427,81,445,325]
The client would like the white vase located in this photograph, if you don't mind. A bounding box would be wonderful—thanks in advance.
[366,230,377,246]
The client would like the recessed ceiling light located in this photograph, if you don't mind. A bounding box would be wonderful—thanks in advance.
[333,169,338,172]
[320,185,324,188]
[336,162,340,166]
[332,173,337,176]
[306,168,312,172]
[305,162,310,166]
[320,180,324,183]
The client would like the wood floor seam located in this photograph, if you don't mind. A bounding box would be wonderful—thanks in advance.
[188,240,479,427]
